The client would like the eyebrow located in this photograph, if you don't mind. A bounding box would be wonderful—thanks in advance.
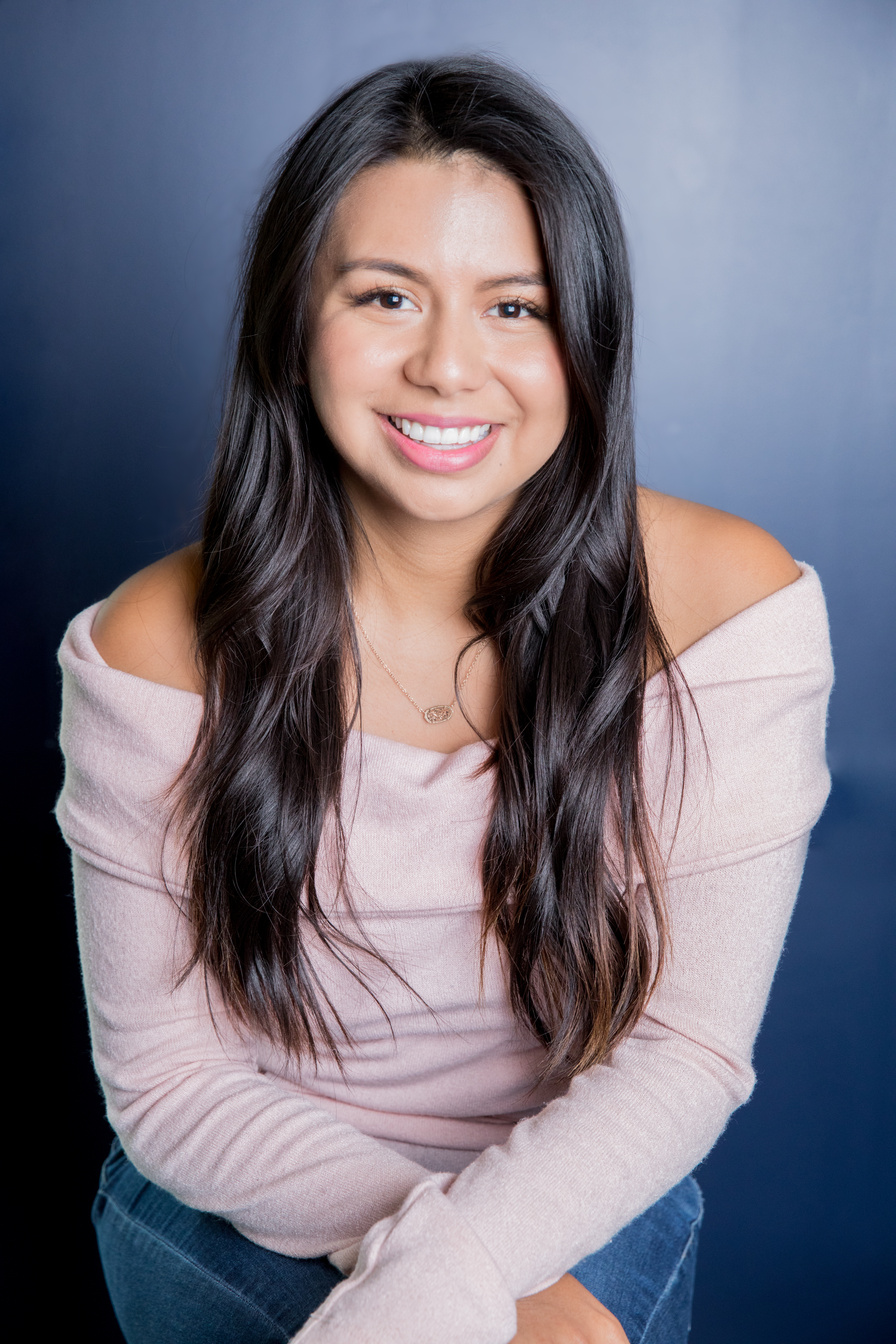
[336,259,547,289]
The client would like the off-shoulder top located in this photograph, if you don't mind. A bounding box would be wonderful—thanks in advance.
[55,563,833,1344]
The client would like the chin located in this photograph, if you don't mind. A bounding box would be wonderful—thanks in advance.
[395,479,517,526]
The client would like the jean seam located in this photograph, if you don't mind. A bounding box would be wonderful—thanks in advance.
[97,1186,291,1340]
[637,1186,704,1343]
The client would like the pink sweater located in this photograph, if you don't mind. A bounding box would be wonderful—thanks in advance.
[56,564,833,1344]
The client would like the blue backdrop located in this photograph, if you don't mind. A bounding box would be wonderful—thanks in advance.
[3,3,893,1340]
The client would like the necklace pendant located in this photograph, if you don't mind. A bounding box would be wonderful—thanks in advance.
[423,704,453,725]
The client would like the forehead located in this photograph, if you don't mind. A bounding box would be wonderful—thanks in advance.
[319,154,546,280]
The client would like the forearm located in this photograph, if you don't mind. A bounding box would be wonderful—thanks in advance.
[289,834,813,1341]
[75,854,435,1258]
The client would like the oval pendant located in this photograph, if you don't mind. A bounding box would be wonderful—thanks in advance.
[423,704,453,725]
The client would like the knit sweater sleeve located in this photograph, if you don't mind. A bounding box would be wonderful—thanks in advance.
[290,567,834,1343]
[56,605,441,1265]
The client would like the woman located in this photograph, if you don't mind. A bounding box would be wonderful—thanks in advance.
[56,56,833,1344]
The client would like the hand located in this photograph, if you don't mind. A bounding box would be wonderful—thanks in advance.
[511,1272,630,1344]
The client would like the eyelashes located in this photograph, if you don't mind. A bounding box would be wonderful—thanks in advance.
[350,286,549,320]
[351,287,414,311]
[486,298,549,321]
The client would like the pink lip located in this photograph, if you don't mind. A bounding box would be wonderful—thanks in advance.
[378,413,498,474]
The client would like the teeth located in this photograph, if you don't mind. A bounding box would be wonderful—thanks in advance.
[389,416,491,447]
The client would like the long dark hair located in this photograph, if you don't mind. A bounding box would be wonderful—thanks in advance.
[177,55,680,1085]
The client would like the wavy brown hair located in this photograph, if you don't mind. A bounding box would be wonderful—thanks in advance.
[176,55,681,1085]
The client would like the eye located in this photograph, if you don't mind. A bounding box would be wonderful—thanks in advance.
[486,299,545,321]
[355,287,415,311]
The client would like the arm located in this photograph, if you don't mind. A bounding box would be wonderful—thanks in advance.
[291,834,813,1343]
[290,568,834,1342]
[69,853,441,1258]
[57,606,442,1262]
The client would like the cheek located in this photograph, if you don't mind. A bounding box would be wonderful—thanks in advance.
[306,332,355,452]
[307,323,355,410]
[504,342,569,431]
[309,318,404,410]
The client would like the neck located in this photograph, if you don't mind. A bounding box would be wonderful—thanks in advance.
[340,472,505,746]
[346,484,505,634]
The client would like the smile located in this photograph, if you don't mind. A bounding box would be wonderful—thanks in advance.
[378,412,499,474]
[387,415,492,448]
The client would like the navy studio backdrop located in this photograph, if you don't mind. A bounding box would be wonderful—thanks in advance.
[3,2,894,1341]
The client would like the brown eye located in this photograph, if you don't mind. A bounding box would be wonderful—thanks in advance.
[487,300,541,320]
[353,288,415,311]
[366,289,414,310]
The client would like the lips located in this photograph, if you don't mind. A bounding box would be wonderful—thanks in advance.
[378,413,499,474]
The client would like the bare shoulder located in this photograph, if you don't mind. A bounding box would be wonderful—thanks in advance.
[91,544,203,692]
[638,487,801,658]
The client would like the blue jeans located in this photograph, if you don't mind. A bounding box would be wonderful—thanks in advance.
[93,1138,702,1343]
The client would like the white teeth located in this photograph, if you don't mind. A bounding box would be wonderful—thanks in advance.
[389,416,491,448]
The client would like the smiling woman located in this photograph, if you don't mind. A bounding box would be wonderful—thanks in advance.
[307,156,568,509]
[56,56,831,1344]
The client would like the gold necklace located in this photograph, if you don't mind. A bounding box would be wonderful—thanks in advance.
[351,605,485,725]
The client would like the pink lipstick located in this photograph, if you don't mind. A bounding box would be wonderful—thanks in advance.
[378,413,499,474]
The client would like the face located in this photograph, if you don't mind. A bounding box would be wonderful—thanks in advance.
[305,154,569,528]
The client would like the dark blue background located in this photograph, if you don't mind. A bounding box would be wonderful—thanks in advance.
[3,3,893,1340]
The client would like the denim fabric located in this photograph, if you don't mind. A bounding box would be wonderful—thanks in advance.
[567,1167,702,1343]
[93,1138,702,1343]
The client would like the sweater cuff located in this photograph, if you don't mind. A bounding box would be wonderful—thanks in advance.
[294,1176,517,1344]
[326,1241,362,1276]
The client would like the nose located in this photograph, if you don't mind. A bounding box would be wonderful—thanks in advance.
[402,304,488,397]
